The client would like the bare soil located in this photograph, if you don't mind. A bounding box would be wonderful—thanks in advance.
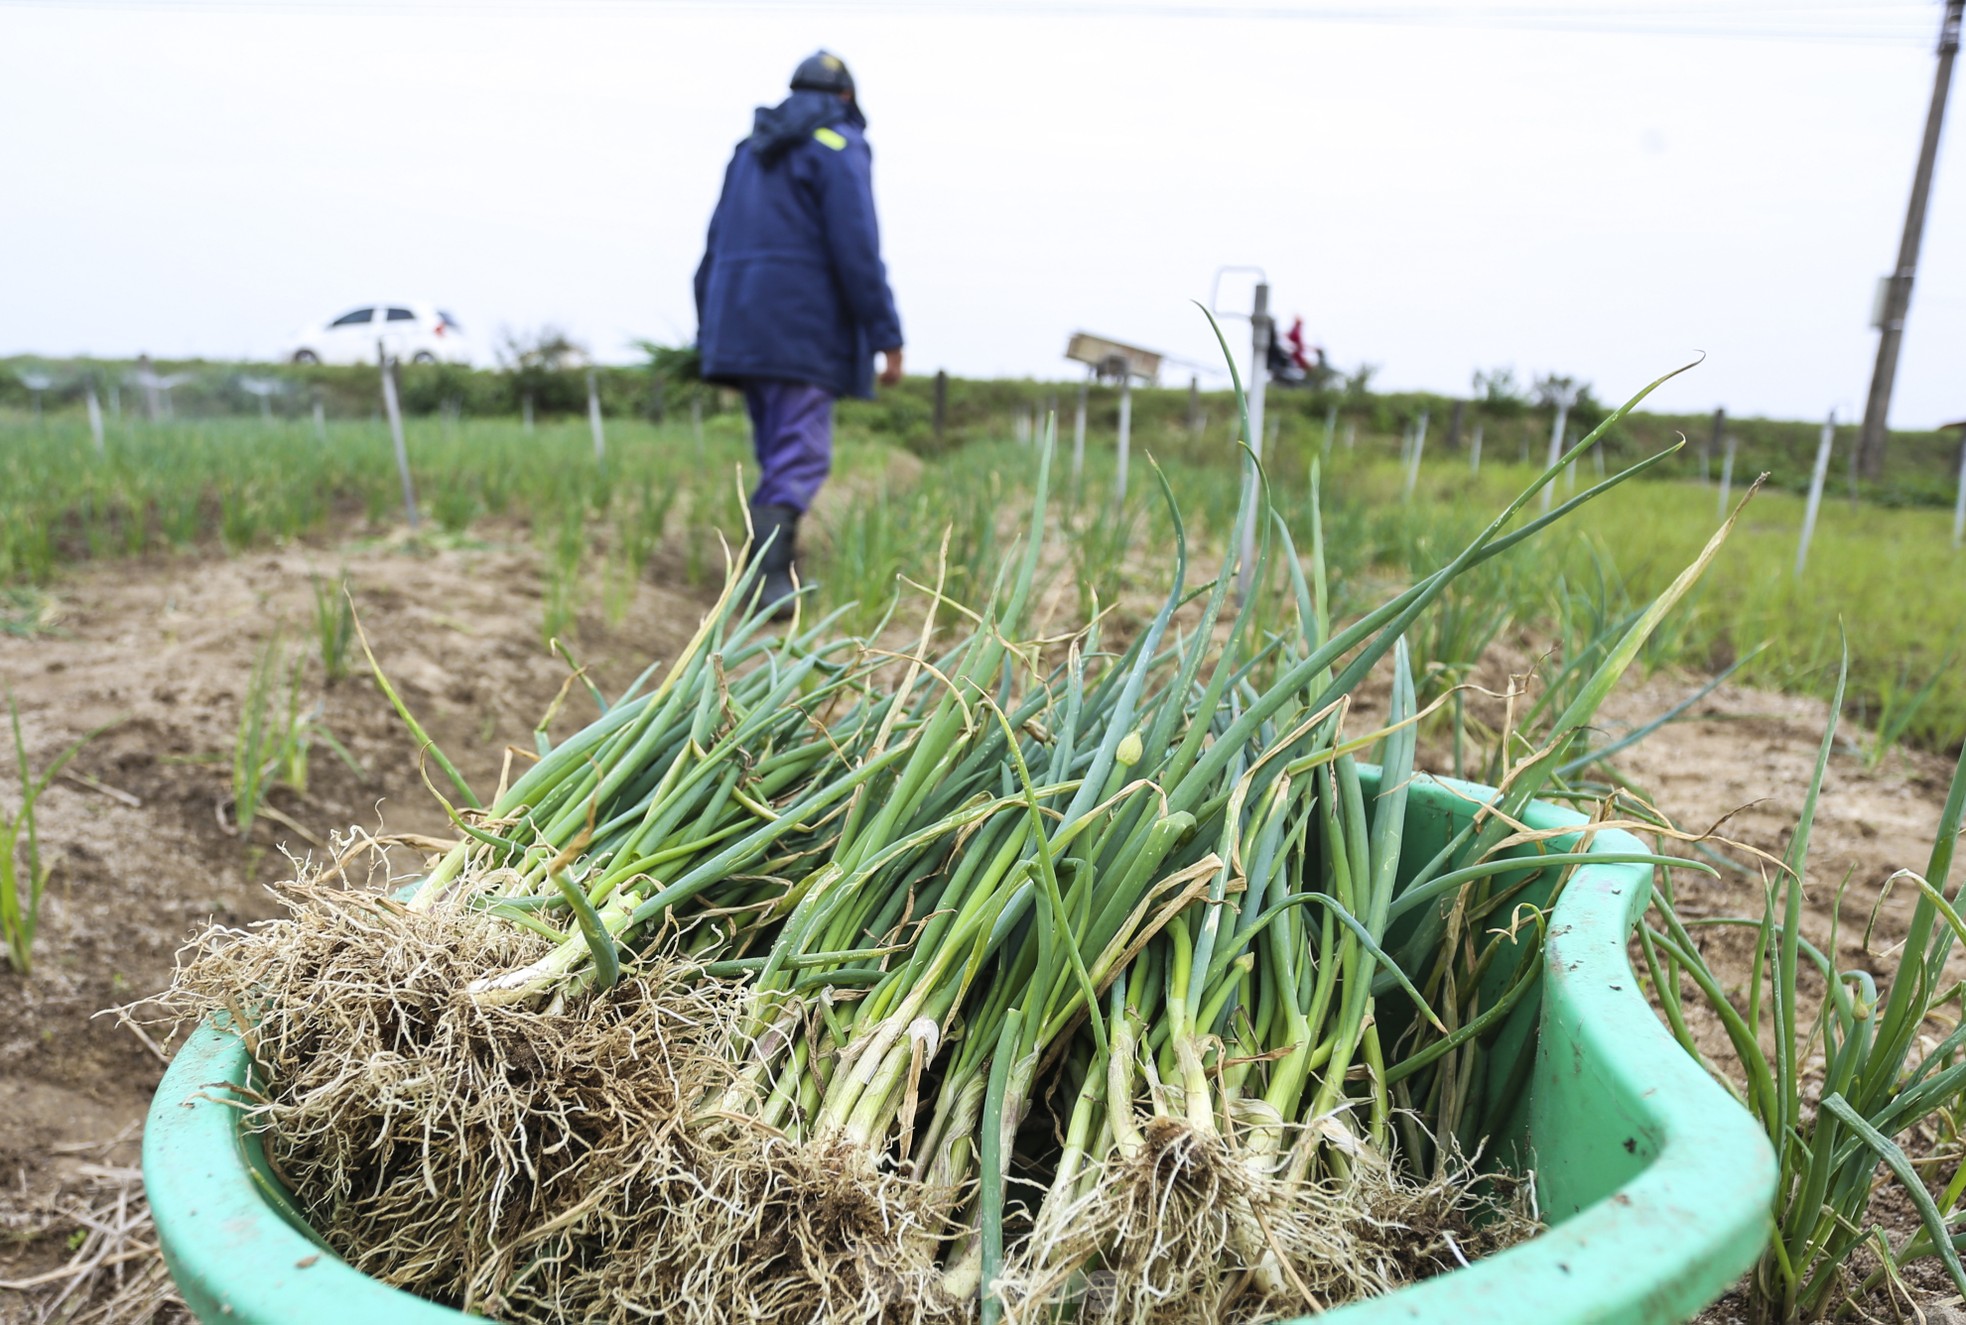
[0,527,711,1320]
[1,551,1959,1322]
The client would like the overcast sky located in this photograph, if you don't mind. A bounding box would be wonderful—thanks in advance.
[1,0,1961,426]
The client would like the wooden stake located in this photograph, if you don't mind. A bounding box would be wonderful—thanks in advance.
[1403,409,1429,500]
[378,342,419,533]
[587,369,606,465]
[1072,376,1088,483]
[1115,375,1133,511]
[1796,411,1836,576]
[1950,430,1965,548]
[1541,398,1571,512]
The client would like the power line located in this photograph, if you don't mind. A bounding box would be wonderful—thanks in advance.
[0,0,1944,43]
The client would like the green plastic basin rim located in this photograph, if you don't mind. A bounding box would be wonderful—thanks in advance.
[143,769,1775,1324]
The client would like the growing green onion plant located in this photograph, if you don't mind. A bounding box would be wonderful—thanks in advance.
[2,695,103,976]
[1642,651,1966,1323]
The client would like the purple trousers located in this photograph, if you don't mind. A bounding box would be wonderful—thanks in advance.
[741,380,835,513]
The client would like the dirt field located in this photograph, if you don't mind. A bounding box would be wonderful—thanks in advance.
[1,536,1959,1322]
[0,528,710,1320]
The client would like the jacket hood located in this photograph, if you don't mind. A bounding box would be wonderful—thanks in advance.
[749,90,866,165]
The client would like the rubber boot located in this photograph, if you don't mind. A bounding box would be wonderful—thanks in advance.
[747,501,801,621]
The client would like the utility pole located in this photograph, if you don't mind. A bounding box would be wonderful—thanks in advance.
[1858,0,1962,480]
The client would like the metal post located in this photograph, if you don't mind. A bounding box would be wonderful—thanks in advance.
[1237,282,1272,600]
[378,341,419,533]
[1187,375,1201,437]
[313,399,326,443]
[1072,375,1089,484]
[1797,411,1836,576]
[1469,424,1483,475]
[587,368,606,465]
[1115,375,1133,511]
[1322,404,1337,455]
[932,369,948,446]
[1860,0,1962,479]
[1705,408,1724,484]
[86,388,104,455]
[1717,435,1737,520]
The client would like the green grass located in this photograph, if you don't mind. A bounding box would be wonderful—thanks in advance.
[859,431,1965,757]
[0,412,890,588]
[5,401,1959,757]
[1364,452,1966,754]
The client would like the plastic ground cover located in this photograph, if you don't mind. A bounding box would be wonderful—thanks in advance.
[143,770,1775,1324]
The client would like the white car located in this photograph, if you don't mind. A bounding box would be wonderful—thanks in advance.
[288,302,471,366]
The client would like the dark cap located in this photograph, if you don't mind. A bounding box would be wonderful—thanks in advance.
[790,50,855,100]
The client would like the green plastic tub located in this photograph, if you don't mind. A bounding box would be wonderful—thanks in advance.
[144,770,1775,1324]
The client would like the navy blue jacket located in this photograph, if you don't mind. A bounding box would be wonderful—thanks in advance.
[695,92,903,401]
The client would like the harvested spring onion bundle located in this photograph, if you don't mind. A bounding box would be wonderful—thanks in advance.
[167,352,1724,1324]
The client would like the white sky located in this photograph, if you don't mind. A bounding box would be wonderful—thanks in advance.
[1,0,1961,426]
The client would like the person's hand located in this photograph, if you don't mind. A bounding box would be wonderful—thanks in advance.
[878,347,903,387]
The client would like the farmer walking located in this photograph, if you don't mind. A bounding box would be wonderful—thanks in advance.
[694,50,904,614]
